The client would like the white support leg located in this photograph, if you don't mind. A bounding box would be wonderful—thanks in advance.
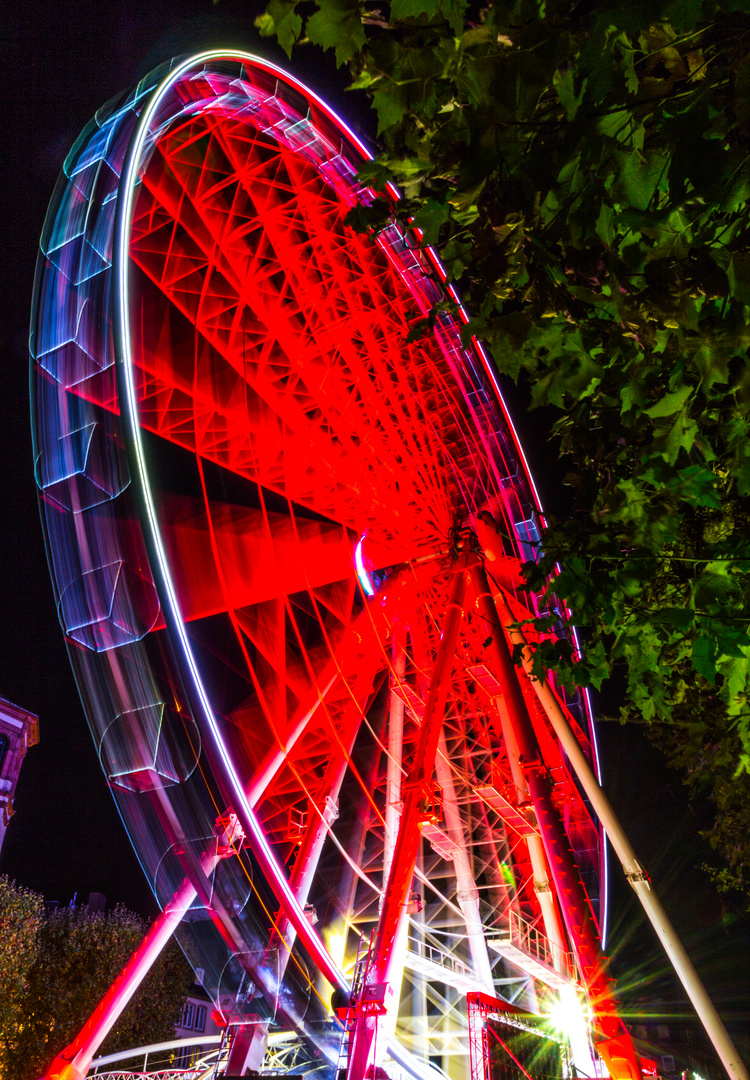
[493,588,749,1080]
[435,730,495,994]
[494,695,569,977]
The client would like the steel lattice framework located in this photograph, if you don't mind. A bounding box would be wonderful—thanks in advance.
[31,51,641,1080]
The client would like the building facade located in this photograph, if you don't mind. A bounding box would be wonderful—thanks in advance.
[0,695,39,855]
[174,983,222,1067]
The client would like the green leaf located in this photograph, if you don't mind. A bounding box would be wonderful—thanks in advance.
[596,108,631,142]
[691,634,717,682]
[254,11,276,35]
[613,149,670,211]
[372,85,410,132]
[663,0,705,31]
[305,0,365,65]
[728,253,750,304]
[355,159,394,190]
[390,0,441,19]
[655,606,695,630]
[483,312,532,379]
[720,656,750,706]
[440,233,473,279]
[344,198,391,234]
[645,384,693,419]
[553,67,587,122]
[661,408,700,463]
[666,463,722,508]
[488,335,523,380]
[412,198,451,245]
[256,0,302,54]
[439,0,469,32]
[620,378,648,414]
[614,33,640,94]
[348,69,380,90]
[579,637,610,690]
[460,25,496,49]
[595,203,615,246]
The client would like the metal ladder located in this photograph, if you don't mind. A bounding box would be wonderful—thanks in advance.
[335,932,373,1079]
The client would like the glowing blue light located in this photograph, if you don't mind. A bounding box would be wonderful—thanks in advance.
[355,536,375,596]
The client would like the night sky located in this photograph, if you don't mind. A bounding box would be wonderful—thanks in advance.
[0,0,747,1065]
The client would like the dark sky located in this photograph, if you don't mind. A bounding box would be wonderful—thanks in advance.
[0,0,747,1065]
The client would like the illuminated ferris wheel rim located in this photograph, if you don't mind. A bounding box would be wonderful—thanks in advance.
[30,45,617,1080]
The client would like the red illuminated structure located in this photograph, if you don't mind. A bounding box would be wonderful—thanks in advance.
[34,49,739,1080]
[466,992,559,1080]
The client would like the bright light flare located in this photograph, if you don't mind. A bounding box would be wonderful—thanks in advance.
[326,927,347,973]
[546,985,596,1078]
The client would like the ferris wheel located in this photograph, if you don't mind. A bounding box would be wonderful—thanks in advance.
[31,50,640,1080]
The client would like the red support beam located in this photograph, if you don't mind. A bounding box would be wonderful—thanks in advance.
[42,813,244,1080]
[469,560,641,1080]
[467,992,533,1080]
[347,549,475,1080]
[270,692,372,954]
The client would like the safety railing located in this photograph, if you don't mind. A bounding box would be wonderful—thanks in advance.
[508,908,576,981]
[407,935,471,979]
[89,1036,224,1077]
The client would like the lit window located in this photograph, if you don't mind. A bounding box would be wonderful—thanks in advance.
[195,1005,206,1032]
[0,734,9,775]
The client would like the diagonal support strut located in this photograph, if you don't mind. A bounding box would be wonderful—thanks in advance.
[346,549,475,1080]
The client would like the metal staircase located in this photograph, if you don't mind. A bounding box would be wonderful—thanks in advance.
[335,934,373,1079]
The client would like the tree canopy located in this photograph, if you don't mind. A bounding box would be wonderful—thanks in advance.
[0,876,44,1074]
[255,0,750,893]
[0,878,193,1080]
